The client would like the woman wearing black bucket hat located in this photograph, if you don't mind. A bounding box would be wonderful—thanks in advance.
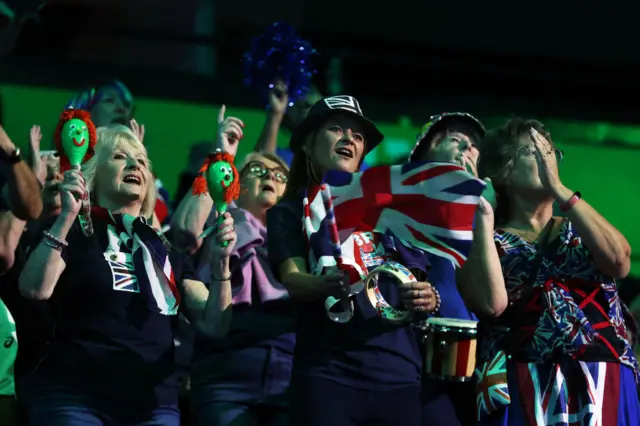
[267,96,434,426]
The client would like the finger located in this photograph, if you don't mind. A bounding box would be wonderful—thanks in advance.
[217,105,226,124]
[224,117,245,128]
[399,281,432,292]
[273,80,287,90]
[218,232,236,242]
[217,226,235,236]
[61,185,84,200]
[217,217,234,229]
[64,170,85,182]
[223,123,244,140]
[402,289,434,299]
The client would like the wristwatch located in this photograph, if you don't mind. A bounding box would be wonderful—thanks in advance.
[0,147,22,164]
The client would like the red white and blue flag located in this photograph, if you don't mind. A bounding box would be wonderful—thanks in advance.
[303,162,486,282]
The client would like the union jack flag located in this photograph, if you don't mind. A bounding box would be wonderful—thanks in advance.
[303,162,485,282]
[107,256,139,293]
[475,351,510,420]
[512,361,621,426]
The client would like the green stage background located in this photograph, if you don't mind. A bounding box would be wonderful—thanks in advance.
[2,83,638,275]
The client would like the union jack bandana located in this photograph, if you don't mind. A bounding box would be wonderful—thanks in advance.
[92,207,180,315]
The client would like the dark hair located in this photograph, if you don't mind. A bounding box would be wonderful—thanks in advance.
[283,119,366,199]
[283,131,317,198]
[414,119,483,160]
[478,117,553,226]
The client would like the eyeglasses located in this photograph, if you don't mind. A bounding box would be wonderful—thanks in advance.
[516,146,564,163]
[242,161,288,184]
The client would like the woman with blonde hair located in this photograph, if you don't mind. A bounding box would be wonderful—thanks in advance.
[457,117,639,425]
[18,125,237,425]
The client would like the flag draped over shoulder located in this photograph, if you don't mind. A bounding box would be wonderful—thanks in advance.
[302,162,486,283]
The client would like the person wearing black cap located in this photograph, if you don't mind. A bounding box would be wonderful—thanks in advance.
[408,112,485,178]
[408,112,485,426]
[267,96,436,426]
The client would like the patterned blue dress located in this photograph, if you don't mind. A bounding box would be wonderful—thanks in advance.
[476,218,639,426]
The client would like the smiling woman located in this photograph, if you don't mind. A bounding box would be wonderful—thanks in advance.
[17,124,237,426]
[82,125,156,219]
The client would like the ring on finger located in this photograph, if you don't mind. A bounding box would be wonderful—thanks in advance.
[418,290,423,298]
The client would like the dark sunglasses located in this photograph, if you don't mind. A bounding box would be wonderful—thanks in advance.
[242,161,288,184]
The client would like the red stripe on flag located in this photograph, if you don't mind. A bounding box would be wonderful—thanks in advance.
[407,225,465,266]
[334,195,477,232]
[402,164,464,186]
[602,362,620,426]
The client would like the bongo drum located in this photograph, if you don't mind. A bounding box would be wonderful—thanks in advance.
[423,317,478,381]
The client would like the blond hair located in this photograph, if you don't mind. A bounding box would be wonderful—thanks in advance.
[82,125,156,218]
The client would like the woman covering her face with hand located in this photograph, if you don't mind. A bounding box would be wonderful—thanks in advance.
[457,117,639,425]
[18,125,236,426]
[267,96,438,426]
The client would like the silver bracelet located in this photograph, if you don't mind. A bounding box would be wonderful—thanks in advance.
[42,230,68,251]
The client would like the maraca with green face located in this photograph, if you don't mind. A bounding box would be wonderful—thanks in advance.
[192,150,241,246]
[61,117,90,169]
[54,108,97,173]
[54,108,98,236]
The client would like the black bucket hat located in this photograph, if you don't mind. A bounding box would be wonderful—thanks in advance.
[408,112,485,162]
[289,95,384,155]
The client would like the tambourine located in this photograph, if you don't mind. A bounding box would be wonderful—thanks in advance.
[324,281,364,323]
[365,260,417,324]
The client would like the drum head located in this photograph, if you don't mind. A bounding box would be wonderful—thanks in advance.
[426,318,478,328]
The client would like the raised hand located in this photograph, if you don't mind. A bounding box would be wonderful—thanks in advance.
[130,119,145,144]
[216,105,245,157]
[0,125,16,155]
[28,125,46,183]
[60,169,85,219]
[529,127,561,192]
[268,80,289,116]
[477,177,497,217]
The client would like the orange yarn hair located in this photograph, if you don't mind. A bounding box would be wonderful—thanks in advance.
[192,151,241,204]
[53,108,98,173]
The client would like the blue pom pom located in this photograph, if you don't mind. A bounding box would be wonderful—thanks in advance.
[243,22,318,107]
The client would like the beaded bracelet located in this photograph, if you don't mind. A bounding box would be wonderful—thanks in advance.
[429,284,441,314]
[42,230,68,252]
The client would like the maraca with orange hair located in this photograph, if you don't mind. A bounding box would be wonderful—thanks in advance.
[54,107,98,236]
[192,149,241,246]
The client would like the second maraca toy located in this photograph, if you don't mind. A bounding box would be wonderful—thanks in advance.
[192,149,241,246]
[54,107,98,236]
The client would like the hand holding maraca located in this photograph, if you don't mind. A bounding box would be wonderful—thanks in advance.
[54,108,97,236]
[192,150,241,247]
